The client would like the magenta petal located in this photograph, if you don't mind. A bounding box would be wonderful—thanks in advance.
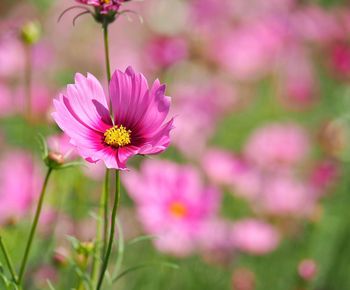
[64,73,112,132]
[110,66,149,127]
[139,118,174,155]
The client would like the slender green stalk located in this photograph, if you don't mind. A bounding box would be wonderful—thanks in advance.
[18,168,53,285]
[24,45,32,119]
[103,22,111,83]
[96,170,120,290]
[102,170,110,256]
[0,237,17,283]
[91,169,110,285]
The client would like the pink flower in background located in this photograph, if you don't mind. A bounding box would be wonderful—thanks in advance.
[0,83,13,117]
[0,35,24,79]
[293,6,342,45]
[231,219,280,255]
[202,149,237,185]
[52,67,174,170]
[202,149,261,201]
[260,174,314,217]
[15,85,53,117]
[75,0,128,14]
[244,123,309,170]
[171,81,236,158]
[278,47,318,110]
[309,160,339,194]
[213,18,288,81]
[298,259,317,281]
[123,159,221,256]
[82,161,106,181]
[0,151,42,225]
[48,133,78,162]
[330,41,350,78]
[145,36,188,70]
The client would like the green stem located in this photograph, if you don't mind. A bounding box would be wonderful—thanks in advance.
[0,237,17,283]
[18,168,53,286]
[102,170,110,256]
[24,45,32,119]
[103,22,111,83]
[96,170,120,290]
[91,169,110,286]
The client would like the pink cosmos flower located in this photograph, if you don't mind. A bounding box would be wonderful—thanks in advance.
[145,35,188,70]
[260,174,315,217]
[52,67,174,170]
[75,0,128,14]
[231,219,280,255]
[0,83,13,117]
[298,259,317,281]
[244,123,309,170]
[123,159,221,256]
[47,133,78,163]
[330,41,350,78]
[0,151,42,225]
[202,149,261,201]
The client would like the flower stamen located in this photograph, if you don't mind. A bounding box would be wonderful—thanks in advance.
[169,202,188,218]
[104,125,131,147]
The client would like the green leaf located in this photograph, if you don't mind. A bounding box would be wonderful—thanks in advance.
[112,261,179,283]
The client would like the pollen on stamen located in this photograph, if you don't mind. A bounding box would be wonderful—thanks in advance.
[169,202,188,218]
[104,125,131,147]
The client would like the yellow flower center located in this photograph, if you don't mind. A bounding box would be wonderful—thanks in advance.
[104,125,131,147]
[101,0,111,4]
[169,202,188,218]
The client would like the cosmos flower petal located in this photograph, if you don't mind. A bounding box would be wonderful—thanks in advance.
[139,118,174,155]
[110,66,149,127]
[63,73,112,132]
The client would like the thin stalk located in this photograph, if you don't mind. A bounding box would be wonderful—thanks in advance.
[103,22,111,82]
[102,170,110,256]
[96,170,120,290]
[91,169,110,285]
[18,168,53,286]
[0,237,17,283]
[24,45,32,119]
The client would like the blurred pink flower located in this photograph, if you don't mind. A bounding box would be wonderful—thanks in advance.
[330,41,350,78]
[293,6,342,44]
[52,67,174,170]
[202,149,237,185]
[260,174,314,217]
[0,83,13,117]
[82,161,106,181]
[123,159,221,256]
[202,149,261,201]
[278,47,318,110]
[189,0,232,30]
[231,219,280,255]
[298,259,317,281]
[244,123,309,170]
[145,35,188,70]
[309,160,339,194]
[172,81,236,158]
[15,85,53,117]
[213,18,288,81]
[0,151,42,225]
[0,35,24,79]
[48,133,78,162]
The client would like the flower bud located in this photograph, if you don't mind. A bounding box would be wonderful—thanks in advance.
[20,21,41,45]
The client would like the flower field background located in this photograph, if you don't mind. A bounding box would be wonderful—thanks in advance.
[1,0,350,289]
